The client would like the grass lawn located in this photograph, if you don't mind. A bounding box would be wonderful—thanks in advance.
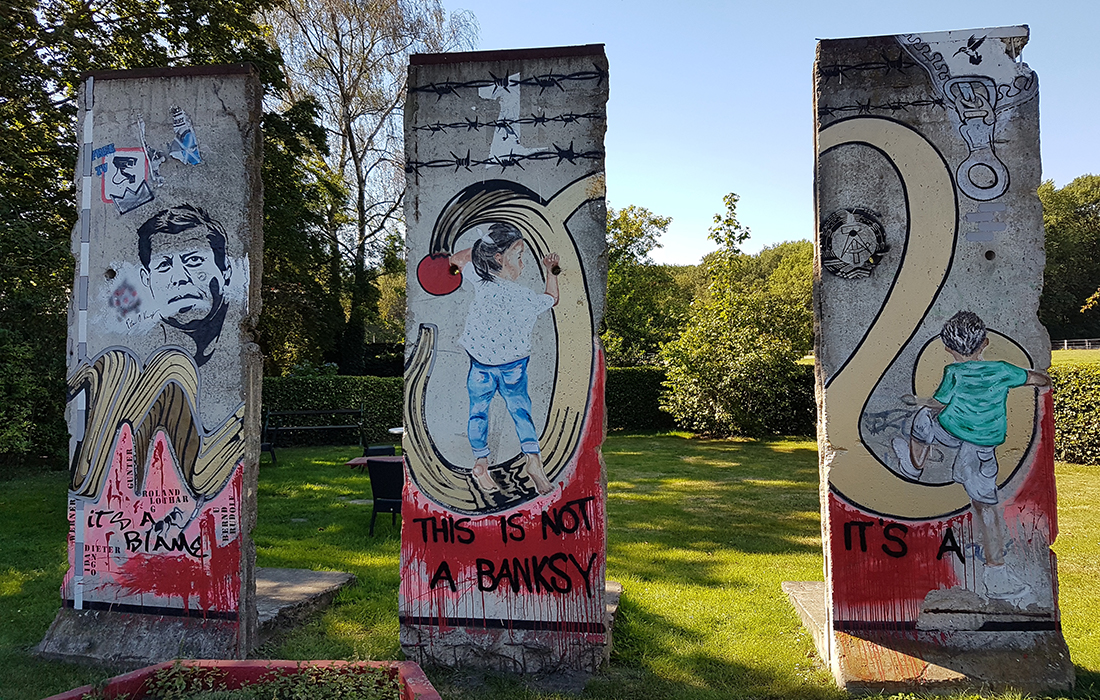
[1,435,1098,699]
[1052,349,1100,365]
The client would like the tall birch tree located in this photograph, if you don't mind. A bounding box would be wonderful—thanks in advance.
[267,0,476,371]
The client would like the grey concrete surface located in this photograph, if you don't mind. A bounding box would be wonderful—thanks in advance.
[255,567,357,644]
[781,581,830,665]
[36,567,355,668]
[814,26,1072,693]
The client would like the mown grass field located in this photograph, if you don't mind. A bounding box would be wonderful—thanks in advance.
[1052,349,1100,365]
[1,435,1098,699]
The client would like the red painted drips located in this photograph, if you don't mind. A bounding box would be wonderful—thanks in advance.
[829,495,964,623]
[66,426,243,616]
[400,347,608,646]
[830,390,1061,623]
[1000,391,1057,537]
[115,470,241,614]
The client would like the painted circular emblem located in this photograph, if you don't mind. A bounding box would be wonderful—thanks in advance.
[820,208,889,279]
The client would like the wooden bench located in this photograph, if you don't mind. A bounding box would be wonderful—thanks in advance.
[261,408,365,464]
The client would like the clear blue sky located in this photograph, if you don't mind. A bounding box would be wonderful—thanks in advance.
[450,1,1099,264]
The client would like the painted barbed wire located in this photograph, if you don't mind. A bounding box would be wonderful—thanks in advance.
[818,51,919,82]
[409,66,608,99]
[412,111,605,135]
[405,142,603,175]
[818,98,946,119]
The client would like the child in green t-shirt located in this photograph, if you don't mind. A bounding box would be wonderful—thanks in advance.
[892,311,1050,599]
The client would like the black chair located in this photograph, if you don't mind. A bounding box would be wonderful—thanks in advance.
[367,457,404,536]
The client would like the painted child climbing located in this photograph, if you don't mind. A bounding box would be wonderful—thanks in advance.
[893,310,1050,599]
[449,222,560,496]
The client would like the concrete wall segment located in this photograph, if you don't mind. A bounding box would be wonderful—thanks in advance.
[42,66,262,663]
[402,45,609,672]
[812,25,1072,692]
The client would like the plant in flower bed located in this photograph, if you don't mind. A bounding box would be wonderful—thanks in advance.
[97,661,401,700]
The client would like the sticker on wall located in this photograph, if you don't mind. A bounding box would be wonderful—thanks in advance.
[168,108,202,165]
[109,280,142,318]
[138,117,168,188]
[100,147,155,214]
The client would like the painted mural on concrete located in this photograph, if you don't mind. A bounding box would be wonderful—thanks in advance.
[48,68,261,654]
[814,27,1073,691]
[402,46,609,673]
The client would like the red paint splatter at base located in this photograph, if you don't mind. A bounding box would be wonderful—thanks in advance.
[829,392,1060,626]
[115,471,242,615]
[63,427,243,617]
[400,349,608,649]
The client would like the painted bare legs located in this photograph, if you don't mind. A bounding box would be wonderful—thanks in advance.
[523,452,554,495]
[471,457,499,493]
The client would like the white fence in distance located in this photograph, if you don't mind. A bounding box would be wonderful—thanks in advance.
[1053,338,1100,350]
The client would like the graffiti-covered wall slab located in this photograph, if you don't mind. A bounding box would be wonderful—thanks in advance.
[39,66,262,664]
[813,27,1073,692]
[402,45,609,673]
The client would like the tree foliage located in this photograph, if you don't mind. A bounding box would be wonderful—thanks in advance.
[0,0,285,463]
[266,0,476,372]
[602,204,690,366]
[259,97,348,375]
[661,194,814,437]
[1039,175,1100,339]
[0,0,76,461]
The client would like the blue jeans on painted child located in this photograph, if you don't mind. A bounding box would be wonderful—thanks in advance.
[467,355,539,459]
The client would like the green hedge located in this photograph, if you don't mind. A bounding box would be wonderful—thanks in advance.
[263,375,403,446]
[262,364,819,446]
[606,365,816,435]
[606,367,677,432]
[1050,364,1100,465]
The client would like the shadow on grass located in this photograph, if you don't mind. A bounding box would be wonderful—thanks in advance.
[424,593,842,700]
[1073,667,1100,698]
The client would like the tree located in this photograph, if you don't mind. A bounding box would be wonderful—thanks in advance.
[0,0,286,464]
[601,205,690,366]
[1039,176,1100,339]
[0,0,78,463]
[661,194,814,437]
[258,97,348,375]
[266,0,476,372]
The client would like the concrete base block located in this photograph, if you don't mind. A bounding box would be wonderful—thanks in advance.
[255,567,356,645]
[783,581,1076,695]
[38,567,356,668]
[781,580,830,663]
[401,580,623,675]
[401,626,607,674]
[603,580,623,667]
[37,608,243,670]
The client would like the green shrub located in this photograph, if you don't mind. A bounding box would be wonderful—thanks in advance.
[0,328,68,473]
[606,367,676,432]
[1050,363,1100,465]
[263,375,403,446]
[661,317,816,438]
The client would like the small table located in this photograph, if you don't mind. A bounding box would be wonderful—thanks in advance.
[346,455,403,470]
